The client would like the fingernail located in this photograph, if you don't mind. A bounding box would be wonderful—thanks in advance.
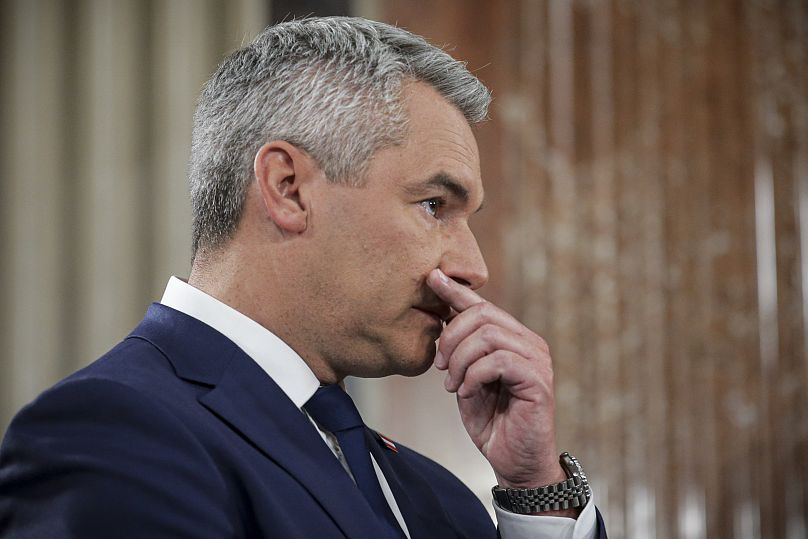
[437,269,449,284]
[444,373,454,391]
[434,350,446,369]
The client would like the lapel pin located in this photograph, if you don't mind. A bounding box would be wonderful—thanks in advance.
[377,432,398,453]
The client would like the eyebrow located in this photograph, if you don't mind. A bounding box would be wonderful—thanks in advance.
[407,172,485,213]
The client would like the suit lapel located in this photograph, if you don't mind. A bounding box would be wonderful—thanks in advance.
[366,430,460,539]
[131,304,390,539]
[199,358,390,538]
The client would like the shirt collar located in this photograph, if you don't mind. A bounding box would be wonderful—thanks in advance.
[160,276,320,409]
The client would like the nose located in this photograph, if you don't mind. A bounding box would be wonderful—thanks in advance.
[440,226,489,291]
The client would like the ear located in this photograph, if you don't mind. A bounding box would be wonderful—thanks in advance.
[253,141,318,234]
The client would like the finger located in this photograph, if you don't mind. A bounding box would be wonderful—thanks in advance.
[426,268,485,312]
[456,350,550,400]
[438,301,542,368]
[443,324,538,392]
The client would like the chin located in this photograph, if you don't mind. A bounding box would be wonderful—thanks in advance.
[354,329,438,378]
[393,357,434,377]
[346,347,434,379]
[386,343,437,377]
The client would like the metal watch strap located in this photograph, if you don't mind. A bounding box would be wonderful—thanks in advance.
[491,452,592,514]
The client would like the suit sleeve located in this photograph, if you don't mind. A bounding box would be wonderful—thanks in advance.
[0,377,237,538]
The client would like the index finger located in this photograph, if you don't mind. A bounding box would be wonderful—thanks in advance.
[426,269,485,312]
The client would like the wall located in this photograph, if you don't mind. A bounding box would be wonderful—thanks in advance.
[362,1,808,537]
[0,0,268,432]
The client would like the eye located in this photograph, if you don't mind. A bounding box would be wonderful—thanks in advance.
[419,198,445,218]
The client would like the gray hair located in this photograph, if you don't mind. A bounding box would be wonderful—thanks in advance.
[189,16,491,258]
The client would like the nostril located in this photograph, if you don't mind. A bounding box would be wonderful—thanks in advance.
[452,277,472,288]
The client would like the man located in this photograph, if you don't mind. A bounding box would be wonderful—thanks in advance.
[0,17,606,538]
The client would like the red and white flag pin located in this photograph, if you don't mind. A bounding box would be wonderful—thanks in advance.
[378,433,398,453]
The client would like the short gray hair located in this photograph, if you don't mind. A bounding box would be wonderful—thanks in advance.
[189,16,491,258]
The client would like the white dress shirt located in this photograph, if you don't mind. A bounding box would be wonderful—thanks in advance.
[160,276,596,538]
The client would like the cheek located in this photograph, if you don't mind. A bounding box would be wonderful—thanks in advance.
[366,229,442,286]
[338,205,444,285]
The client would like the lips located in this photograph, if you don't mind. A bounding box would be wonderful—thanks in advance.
[414,304,451,324]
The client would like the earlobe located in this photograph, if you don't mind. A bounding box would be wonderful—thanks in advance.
[253,141,312,234]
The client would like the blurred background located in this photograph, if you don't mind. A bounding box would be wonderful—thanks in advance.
[1,0,807,537]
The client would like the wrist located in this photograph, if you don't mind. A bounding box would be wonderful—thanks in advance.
[495,463,567,490]
[494,445,562,489]
[492,452,591,517]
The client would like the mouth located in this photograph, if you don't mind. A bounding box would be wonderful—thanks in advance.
[413,304,451,326]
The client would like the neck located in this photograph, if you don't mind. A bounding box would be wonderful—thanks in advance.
[188,248,343,385]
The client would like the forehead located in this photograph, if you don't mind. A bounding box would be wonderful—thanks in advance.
[375,82,484,203]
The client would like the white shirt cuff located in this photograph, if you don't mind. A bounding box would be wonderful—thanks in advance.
[494,493,598,539]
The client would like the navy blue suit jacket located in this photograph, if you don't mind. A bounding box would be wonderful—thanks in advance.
[0,304,606,538]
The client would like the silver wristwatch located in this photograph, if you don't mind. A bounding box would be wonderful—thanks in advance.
[491,452,591,514]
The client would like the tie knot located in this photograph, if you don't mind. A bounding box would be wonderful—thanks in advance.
[304,384,364,433]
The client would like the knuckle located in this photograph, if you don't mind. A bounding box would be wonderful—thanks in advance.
[478,301,497,320]
[543,366,555,386]
[492,349,510,367]
[437,337,452,356]
[536,336,550,354]
[447,360,463,378]
[438,330,458,350]
[467,300,491,319]
[480,324,499,344]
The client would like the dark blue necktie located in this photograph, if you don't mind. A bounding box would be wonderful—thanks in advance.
[305,385,405,538]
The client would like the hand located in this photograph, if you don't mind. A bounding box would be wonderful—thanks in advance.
[426,268,567,492]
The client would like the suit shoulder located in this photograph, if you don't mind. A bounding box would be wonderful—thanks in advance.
[45,334,195,411]
[2,375,213,466]
[0,376,234,537]
[66,334,174,383]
